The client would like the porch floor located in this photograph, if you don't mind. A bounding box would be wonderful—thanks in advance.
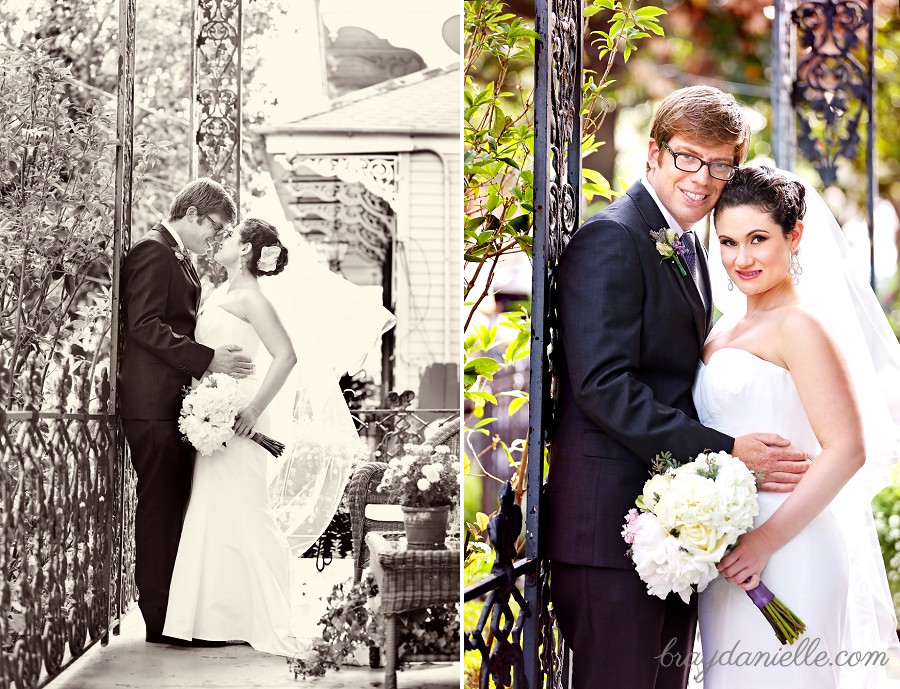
[45,559,459,689]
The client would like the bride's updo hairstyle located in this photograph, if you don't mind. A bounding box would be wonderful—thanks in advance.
[239,218,289,277]
[714,165,807,236]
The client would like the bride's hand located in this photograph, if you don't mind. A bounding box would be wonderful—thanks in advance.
[717,529,775,591]
[234,406,260,437]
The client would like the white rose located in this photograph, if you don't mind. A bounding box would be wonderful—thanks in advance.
[639,473,672,511]
[677,522,731,563]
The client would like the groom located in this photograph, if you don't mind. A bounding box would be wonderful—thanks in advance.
[546,86,811,689]
[120,178,252,644]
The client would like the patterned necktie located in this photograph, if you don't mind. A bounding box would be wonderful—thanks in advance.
[682,231,698,284]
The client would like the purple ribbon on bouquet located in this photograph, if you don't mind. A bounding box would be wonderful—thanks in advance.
[746,581,775,608]
[744,579,806,645]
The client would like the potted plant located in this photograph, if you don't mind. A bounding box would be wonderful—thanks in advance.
[377,442,458,549]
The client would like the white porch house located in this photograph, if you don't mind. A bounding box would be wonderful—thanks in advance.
[256,63,460,408]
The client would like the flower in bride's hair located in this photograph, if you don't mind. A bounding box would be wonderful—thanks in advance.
[257,245,281,272]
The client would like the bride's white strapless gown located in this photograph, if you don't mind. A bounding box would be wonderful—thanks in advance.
[692,347,849,689]
[162,299,303,656]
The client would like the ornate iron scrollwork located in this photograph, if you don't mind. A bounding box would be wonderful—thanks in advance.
[465,482,530,688]
[0,358,116,689]
[791,0,873,187]
[192,0,243,204]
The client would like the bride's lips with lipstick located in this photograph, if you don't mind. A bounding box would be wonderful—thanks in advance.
[735,269,761,280]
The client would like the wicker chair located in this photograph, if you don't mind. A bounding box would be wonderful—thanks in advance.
[348,419,460,583]
[428,419,460,458]
[348,461,403,583]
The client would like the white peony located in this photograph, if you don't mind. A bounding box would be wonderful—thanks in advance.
[630,512,717,603]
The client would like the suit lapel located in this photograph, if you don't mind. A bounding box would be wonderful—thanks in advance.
[626,183,706,347]
[154,224,202,306]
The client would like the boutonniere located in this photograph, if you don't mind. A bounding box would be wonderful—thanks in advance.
[649,228,687,277]
[171,246,189,264]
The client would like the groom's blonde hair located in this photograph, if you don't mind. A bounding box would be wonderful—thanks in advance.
[649,85,750,168]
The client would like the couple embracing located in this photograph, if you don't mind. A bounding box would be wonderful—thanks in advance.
[547,86,900,688]
[119,179,393,654]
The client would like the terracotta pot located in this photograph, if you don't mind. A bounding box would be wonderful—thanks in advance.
[401,505,451,550]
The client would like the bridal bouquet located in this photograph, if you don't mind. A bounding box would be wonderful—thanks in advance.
[623,450,806,645]
[179,373,285,457]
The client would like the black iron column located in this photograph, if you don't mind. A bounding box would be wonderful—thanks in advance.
[110,0,136,637]
[530,0,583,686]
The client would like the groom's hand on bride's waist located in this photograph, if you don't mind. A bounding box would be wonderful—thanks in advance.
[732,433,810,493]
[207,344,254,378]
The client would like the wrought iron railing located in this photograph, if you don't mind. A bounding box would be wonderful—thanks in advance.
[354,391,457,461]
[0,357,124,689]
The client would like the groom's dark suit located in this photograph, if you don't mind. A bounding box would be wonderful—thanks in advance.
[120,224,214,637]
[546,182,734,689]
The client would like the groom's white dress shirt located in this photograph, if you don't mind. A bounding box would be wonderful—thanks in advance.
[640,177,706,306]
[160,220,187,253]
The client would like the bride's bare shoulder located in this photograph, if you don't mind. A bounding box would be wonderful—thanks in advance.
[237,288,277,319]
[776,303,842,363]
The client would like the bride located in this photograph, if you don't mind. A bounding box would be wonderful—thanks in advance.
[162,218,392,654]
[694,165,900,688]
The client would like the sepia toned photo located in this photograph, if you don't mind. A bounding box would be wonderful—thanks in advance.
[1,1,461,688]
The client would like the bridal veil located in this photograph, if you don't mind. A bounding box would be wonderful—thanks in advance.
[253,228,396,557]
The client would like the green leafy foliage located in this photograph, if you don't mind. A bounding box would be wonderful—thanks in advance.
[0,46,162,407]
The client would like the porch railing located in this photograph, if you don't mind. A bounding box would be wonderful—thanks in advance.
[0,358,125,689]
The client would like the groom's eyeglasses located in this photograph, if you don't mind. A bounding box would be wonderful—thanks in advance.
[203,216,230,239]
[660,141,737,181]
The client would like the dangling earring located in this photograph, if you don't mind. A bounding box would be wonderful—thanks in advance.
[789,250,802,285]
[238,245,248,276]
[727,277,734,292]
